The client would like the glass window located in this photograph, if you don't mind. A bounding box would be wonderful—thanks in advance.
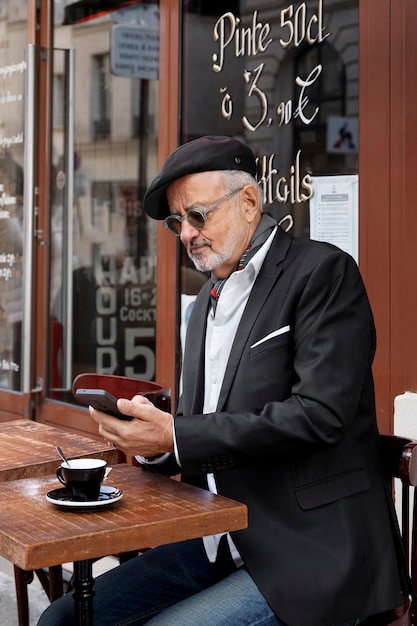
[0,2,28,391]
[180,0,359,239]
[91,54,111,140]
[50,1,160,401]
[179,0,359,358]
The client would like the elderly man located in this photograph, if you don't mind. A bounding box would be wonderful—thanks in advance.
[38,136,409,626]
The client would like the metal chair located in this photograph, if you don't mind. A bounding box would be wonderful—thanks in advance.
[361,434,417,626]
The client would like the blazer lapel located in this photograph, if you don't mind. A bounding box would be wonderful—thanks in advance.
[181,281,211,414]
[217,228,292,410]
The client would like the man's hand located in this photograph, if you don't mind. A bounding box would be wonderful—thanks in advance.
[89,394,174,459]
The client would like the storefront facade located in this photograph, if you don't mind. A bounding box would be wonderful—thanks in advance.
[0,0,416,438]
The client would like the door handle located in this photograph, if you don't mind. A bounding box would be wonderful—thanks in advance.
[60,48,75,391]
[21,45,36,394]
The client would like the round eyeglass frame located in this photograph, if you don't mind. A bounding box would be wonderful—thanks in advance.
[163,187,243,236]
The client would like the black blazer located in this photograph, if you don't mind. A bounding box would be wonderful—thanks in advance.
[157,228,406,626]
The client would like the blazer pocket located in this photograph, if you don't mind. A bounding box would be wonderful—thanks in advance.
[294,468,371,510]
[250,325,290,349]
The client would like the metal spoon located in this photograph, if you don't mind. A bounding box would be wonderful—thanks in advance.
[56,446,71,466]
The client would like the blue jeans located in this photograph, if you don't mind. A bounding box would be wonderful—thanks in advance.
[37,538,357,626]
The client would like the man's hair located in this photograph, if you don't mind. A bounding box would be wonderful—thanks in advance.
[220,170,263,211]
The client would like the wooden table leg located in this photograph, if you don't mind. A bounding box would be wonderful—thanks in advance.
[46,565,64,600]
[72,560,94,626]
[13,565,33,626]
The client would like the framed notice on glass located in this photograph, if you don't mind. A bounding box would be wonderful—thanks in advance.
[309,176,359,263]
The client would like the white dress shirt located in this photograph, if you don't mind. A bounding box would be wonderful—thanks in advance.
[202,226,276,564]
[139,225,277,566]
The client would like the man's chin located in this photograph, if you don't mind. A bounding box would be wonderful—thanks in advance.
[189,253,215,273]
[190,259,211,273]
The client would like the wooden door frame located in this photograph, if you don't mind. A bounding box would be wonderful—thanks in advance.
[359,0,417,433]
[32,0,54,411]
[358,0,391,431]
[154,0,180,409]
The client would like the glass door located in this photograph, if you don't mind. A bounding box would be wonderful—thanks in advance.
[0,2,37,417]
[41,0,161,432]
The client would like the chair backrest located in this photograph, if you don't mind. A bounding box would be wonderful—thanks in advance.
[72,373,171,412]
[362,434,417,626]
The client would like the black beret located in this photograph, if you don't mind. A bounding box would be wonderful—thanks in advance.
[143,135,257,220]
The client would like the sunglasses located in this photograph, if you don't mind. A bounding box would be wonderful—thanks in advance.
[163,187,243,236]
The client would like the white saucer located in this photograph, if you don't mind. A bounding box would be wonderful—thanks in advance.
[46,485,123,508]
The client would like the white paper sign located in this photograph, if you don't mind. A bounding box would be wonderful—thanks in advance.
[111,25,159,79]
[310,175,359,263]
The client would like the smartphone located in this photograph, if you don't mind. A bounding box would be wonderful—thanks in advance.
[74,388,133,420]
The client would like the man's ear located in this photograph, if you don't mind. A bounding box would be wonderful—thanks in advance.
[242,185,260,222]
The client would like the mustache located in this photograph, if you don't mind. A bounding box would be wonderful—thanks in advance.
[186,238,211,254]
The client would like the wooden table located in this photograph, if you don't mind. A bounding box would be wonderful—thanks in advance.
[0,420,118,481]
[0,419,118,625]
[0,463,248,626]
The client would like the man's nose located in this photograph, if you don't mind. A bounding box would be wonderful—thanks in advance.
[180,219,200,242]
